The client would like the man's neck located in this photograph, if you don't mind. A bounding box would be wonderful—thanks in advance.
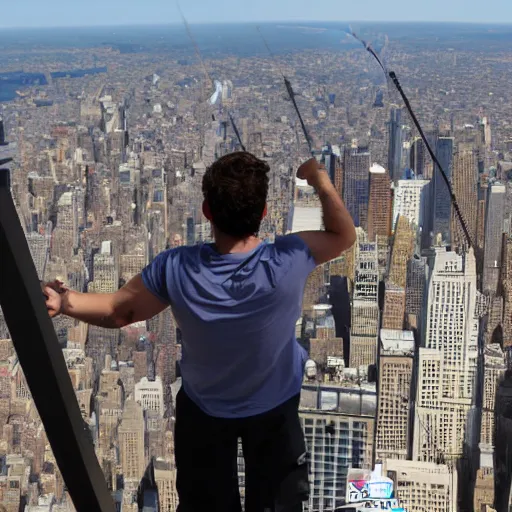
[213,230,261,255]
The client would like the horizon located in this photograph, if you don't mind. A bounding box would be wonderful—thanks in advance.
[2,19,512,30]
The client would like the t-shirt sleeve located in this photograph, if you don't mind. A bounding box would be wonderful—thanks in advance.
[141,250,173,304]
[275,234,317,278]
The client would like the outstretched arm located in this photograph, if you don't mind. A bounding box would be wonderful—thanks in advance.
[296,158,357,265]
[44,274,168,328]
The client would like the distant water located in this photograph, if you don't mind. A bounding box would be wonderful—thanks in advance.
[1,22,511,55]
[0,22,511,102]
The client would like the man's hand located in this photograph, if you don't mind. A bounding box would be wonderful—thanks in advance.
[297,158,327,188]
[42,280,68,318]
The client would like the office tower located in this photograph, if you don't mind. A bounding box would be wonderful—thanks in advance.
[303,265,326,313]
[381,284,405,330]
[119,399,146,482]
[387,108,403,180]
[482,183,506,295]
[494,371,512,512]
[503,236,512,350]
[392,178,430,232]
[388,216,415,289]
[154,462,178,512]
[451,150,478,250]
[474,469,495,512]
[414,248,479,462]
[26,229,51,280]
[405,255,428,330]
[382,460,458,512]
[350,242,379,368]
[334,164,343,198]
[367,164,391,242]
[479,344,506,482]
[134,376,164,418]
[432,137,454,244]
[376,330,415,461]
[95,360,123,462]
[51,191,79,261]
[88,241,118,294]
[343,147,370,230]
[120,253,146,284]
[300,408,375,511]
[409,136,434,179]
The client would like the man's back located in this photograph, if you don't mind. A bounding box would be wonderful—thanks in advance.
[142,233,316,418]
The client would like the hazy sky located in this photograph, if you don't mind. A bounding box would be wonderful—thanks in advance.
[2,0,511,28]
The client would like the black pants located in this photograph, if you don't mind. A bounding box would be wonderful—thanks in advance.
[175,389,309,512]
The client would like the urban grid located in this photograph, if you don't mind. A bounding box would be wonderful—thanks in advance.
[0,21,511,512]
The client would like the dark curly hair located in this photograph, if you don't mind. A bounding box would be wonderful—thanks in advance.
[202,152,270,238]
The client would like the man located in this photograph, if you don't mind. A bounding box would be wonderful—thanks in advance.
[45,153,356,511]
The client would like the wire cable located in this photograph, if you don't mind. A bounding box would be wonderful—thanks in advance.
[348,28,474,249]
[177,2,246,151]
[257,26,314,155]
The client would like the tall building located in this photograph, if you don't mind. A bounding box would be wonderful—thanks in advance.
[367,164,391,242]
[350,242,379,368]
[381,284,405,330]
[387,108,403,180]
[134,376,164,418]
[502,236,512,350]
[405,255,428,330]
[51,191,79,261]
[154,461,178,512]
[300,399,376,511]
[432,137,454,244]
[26,228,52,280]
[482,183,506,295]
[451,150,478,250]
[414,248,479,462]
[376,330,415,461]
[388,216,415,290]
[479,344,506,473]
[409,137,432,179]
[382,459,458,512]
[343,147,370,230]
[118,399,146,482]
[88,241,118,294]
[392,178,430,232]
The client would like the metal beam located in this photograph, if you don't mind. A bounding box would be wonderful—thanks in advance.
[0,169,115,512]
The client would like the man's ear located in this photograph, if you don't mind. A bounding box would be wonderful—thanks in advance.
[262,204,268,219]
[202,200,212,221]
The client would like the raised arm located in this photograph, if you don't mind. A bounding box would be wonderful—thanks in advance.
[44,274,168,328]
[295,158,356,265]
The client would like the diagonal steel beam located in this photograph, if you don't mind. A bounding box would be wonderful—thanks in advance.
[0,169,115,512]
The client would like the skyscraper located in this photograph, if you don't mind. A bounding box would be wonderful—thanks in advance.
[382,459,458,512]
[381,284,405,330]
[300,407,375,511]
[350,242,379,368]
[343,147,370,230]
[479,344,506,474]
[388,216,415,290]
[119,400,146,482]
[387,108,403,181]
[367,164,392,242]
[482,183,506,295]
[414,248,479,462]
[405,255,428,330]
[376,329,415,461]
[451,150,478,251]
[392,178,430,232]
[432,137,454,244]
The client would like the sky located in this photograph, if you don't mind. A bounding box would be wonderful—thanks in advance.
[1,0,511,28]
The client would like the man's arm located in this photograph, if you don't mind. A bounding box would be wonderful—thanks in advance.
[295,158,357,265]
[44,274,168,328]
